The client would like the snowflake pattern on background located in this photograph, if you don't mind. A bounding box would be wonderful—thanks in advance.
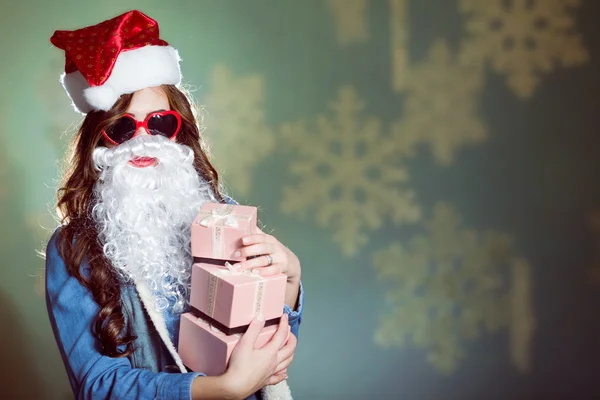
[327,0,370,46]
[373,203,515,373]
[203,65,275,196]
[393,40,487,165]
[280,86,421,256]
[459,0,589,98]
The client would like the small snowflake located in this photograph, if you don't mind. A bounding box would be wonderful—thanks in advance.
[280,86,420,256]
[459,0,589,98]
[203,65,275,196]
[373,203,514,373]
[393,40,487,165]
[327,0,370,46]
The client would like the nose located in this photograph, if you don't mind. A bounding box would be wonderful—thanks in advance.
[136,127,150,136]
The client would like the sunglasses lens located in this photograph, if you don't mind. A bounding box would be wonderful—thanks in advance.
[147,113,179,138]
[105,117,137,144]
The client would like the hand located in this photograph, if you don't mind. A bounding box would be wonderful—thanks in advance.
[224,314,295,398]
[233,227,301,283]
[269,330,296,378]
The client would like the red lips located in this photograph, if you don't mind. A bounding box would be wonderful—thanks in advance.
[128,156,158,168]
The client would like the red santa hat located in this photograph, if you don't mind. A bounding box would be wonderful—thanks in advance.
[50,10,181,114]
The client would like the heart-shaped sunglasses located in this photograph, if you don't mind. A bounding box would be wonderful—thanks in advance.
[102,110,182,145]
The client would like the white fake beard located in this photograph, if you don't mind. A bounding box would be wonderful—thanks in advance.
[91,134,216,313]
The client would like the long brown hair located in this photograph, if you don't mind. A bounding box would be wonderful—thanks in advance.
[55,85,224,357]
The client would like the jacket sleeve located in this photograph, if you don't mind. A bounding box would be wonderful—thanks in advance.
[45,230,202,400]
[222,195,305,339]
[284,281,304,339]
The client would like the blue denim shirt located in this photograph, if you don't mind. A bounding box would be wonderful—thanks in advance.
[45,224,304,400]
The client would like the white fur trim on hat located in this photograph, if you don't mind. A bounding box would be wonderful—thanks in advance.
[61,45,181,114]
[60,69,94,114]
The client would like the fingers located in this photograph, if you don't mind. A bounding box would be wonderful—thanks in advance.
[237,315,265,349]
[235,254,281,272]
[276,332,296,364]
[241,233,277,246]
[236,243,278,259]
[273,354,294,376]
[266,373,287,386]
[265,314,289,352]
[250,266,281,277]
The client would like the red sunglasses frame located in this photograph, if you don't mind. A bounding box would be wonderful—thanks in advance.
[102,110,182,145]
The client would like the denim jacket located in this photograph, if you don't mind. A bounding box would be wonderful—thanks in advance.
[45,214,304,400]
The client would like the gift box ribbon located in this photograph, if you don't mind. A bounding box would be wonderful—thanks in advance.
[196,316,242,338]
[205,262,266,323]
[196,204,253,259]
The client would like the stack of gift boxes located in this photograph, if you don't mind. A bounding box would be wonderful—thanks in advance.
[178,202,289,376]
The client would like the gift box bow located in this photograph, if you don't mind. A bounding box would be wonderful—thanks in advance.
[197,204,252,229]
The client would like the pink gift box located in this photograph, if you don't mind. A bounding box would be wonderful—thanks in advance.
[190,263,287,329]
[178,313,290,376]
[191,202,257,262]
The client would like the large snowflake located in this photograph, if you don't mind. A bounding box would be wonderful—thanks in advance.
[373,203,515,373]
[280,86,421,256]
[459,0,589,98]
[203,65,275,196]
[393,40,487,166]
[327,0,370,46]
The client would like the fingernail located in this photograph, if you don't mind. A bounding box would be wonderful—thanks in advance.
[234,251,241,257]
[257,313,264,321]
[232,263,241,269]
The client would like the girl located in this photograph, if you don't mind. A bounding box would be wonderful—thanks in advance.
[45,10,303,400]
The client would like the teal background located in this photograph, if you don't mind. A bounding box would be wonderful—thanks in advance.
[1,1,600,398]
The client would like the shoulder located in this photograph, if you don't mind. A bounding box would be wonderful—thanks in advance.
[45,226,90,283]
[45,227,64,265]
[45,227,69,281]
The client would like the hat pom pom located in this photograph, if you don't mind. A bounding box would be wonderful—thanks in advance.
[84,85,119,111]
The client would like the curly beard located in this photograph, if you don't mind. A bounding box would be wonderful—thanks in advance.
[91,134,216,313]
